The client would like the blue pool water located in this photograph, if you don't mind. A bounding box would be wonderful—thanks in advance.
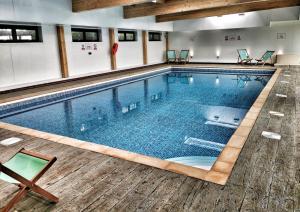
[0,69,272,169]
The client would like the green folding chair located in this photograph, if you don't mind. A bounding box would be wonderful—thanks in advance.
[255,50,275,66]
[178,50,190,64]
[237,49,252,64]
[167,50,177,63]
[0,148,58,212]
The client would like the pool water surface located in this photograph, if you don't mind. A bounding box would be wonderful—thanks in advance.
[0,70,272,170]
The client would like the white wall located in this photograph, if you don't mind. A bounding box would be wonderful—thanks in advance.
[116,30,167,69]
[0,25,61,88]
[65,27,111,76]
[0,0,169,89]
[148,33,166,64]
[0,26,167,89]
[169,25,300,63]
[66,28,166,75]
[173,7,300,31]
[1,0,300,89]
[116,30,144,69]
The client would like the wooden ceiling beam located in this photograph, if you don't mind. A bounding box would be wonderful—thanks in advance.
[124,0,262,19]
[156,0,300,22]
[72,0,151,12]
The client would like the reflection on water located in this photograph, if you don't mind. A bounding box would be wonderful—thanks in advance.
[167,73,194,84]
[151,92,163,102]
[233,75,251,88]
[254,76,268,86]
[121,102,140,114]
[58,73,269,144]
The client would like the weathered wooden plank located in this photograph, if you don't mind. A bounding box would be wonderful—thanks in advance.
[188,182,222,211]
[155,0,300,22]
[125,0,300,20]
[240,167,274,211]
[83,165,153,211]
[0,184,20,208]
[55,160,140,211]
[267,177,296,212]
[140,175,186,211]
[226,118,268,186]
[213,183,246,211]
[156,177,200,211]
[88,167,168,211]
[72,0,150,12]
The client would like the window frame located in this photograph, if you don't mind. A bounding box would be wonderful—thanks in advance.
[71,27,102,42]
[0,24,42,43]
[148,31,162,42]
[118,30,137,42]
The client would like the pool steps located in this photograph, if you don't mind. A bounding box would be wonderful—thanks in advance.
[166,156,217,171]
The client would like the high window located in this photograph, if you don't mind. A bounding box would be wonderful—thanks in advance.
[0,24,42,43]
[149,32,162,41]
[118,30,137,42]
[71,28,102,42]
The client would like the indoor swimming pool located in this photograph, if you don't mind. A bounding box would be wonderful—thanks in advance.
[0,68,274,170]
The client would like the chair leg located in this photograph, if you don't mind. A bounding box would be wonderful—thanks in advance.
[2,186,28,212]
[31,185,59,203]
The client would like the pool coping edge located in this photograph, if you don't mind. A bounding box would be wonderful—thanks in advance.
[0,67,281,185]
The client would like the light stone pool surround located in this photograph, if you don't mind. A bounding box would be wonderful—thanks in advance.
[0,67,281,185]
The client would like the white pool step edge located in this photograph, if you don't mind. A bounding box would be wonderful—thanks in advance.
[166,156,217,171]
[184,137,225,152]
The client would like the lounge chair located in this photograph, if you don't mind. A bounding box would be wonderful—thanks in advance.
[167,50,177,63]
[0,148,58,212]
[255,50,275,66]
[178,50,190,64]
[237,49,252,64]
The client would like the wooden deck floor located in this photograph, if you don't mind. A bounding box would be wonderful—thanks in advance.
[0,65,299,211]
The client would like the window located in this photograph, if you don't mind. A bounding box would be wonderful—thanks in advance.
[149,32,162,41]
[0,28,12,41]
[0,24,42,43]
[71,28,101,42]
[118,30,137,42]
[16,29,37,41]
